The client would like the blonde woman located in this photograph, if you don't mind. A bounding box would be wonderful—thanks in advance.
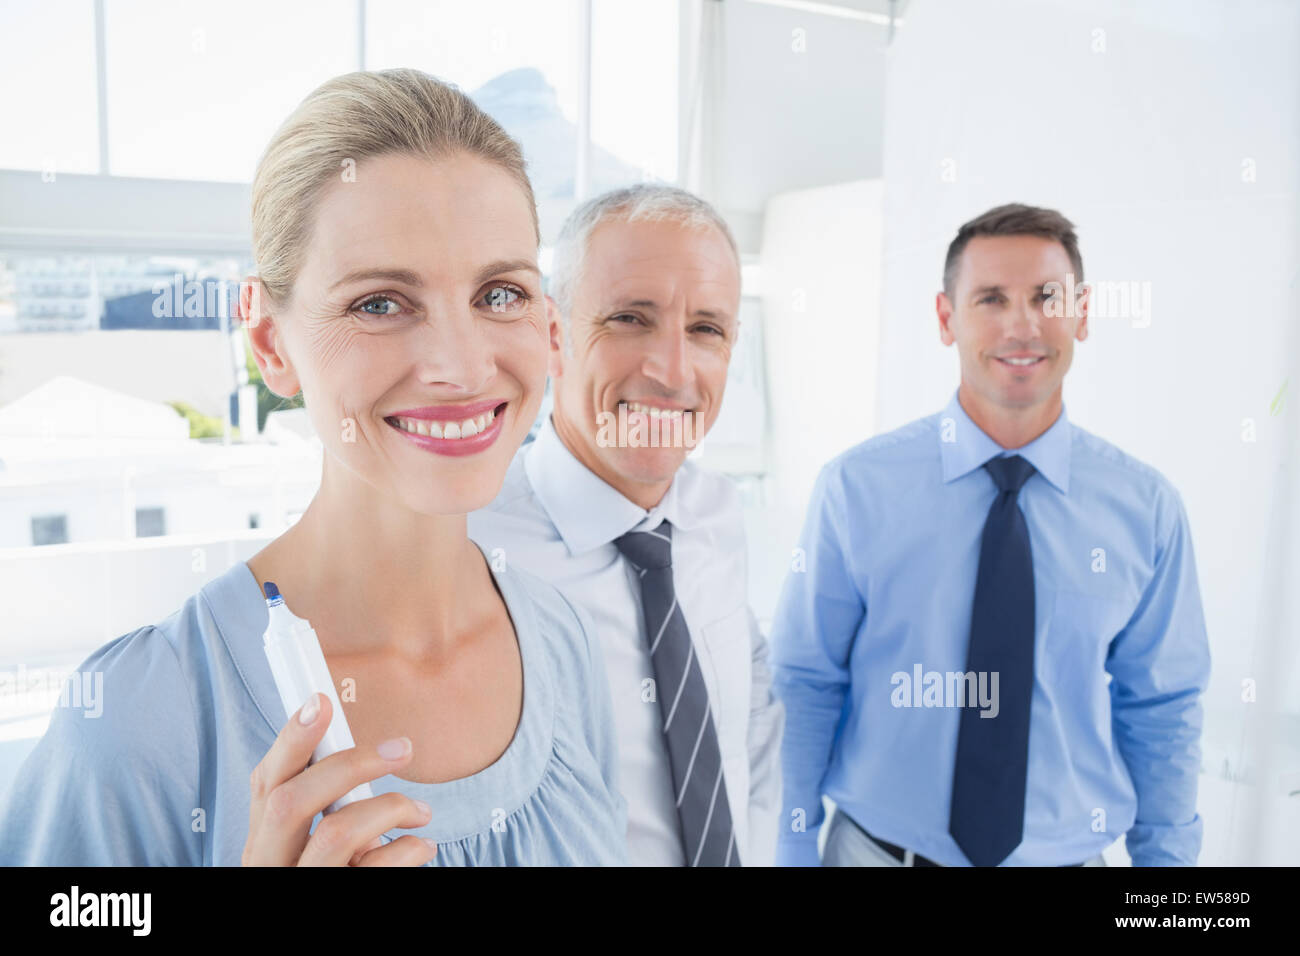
[0,70,627,866]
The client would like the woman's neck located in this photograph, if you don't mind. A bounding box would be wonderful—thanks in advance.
[247,466,490,664]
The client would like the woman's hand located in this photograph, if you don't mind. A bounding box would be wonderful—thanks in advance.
[242,692,438,866]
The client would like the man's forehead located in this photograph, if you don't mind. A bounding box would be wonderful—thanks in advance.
[592,277,739,320]
[582,227,737,302]
[958,235,1074,288]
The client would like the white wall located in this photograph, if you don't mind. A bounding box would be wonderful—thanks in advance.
[878,0,1300,863]
[750,180,884,619]
[709,1,889,252]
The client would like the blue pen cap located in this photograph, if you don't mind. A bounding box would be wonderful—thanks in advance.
[263,581,284,606]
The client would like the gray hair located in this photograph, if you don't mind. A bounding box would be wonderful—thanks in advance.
[548,184,740,341]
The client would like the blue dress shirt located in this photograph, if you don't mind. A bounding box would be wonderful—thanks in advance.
[770,390,1211,866]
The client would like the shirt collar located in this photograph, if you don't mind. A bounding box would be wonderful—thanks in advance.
[524,414,704,556]
[938,388,1072,494]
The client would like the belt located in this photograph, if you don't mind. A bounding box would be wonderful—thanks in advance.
[840,811,1085,867]
[841,812,943,866]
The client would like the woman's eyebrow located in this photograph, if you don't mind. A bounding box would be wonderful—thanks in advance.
[473,258,540,285]
[329,259,539,292]
[330,268,423,292]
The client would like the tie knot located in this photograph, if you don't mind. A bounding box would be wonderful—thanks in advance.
[984,454,1036,493]
[614,521,673,570]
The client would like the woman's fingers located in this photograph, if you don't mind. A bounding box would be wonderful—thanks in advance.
[351,834,440,867]
[243,693,424,866]
[298,791,434,867]
[348,836,386,867]
[243,692,336,865]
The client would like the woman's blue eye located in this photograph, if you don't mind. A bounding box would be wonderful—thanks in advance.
[483,285,524,312]
[356,295,401,317]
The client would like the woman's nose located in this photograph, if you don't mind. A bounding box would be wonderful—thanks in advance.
[413,308,496,393]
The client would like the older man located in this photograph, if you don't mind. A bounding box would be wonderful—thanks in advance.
[468,184,783,866]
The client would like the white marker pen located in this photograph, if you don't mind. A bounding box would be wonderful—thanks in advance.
[261,581,375,815]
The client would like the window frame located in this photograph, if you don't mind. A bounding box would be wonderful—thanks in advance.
[0,0,692,258]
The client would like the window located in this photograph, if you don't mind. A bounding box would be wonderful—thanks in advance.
[366,0,584,237]
[0,0,99,175]
[135,507,166,538]
[0,253,247,335]
[590,0,680,188]
[30,515,68,547]
[0,1,691,552]
[364,0,681,239]
[0,1,684,243]
[103,0,358,181]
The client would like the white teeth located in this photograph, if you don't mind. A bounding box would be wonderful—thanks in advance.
[1000,357,1041,366]
[390,407,500,440]
[626,401,684,419]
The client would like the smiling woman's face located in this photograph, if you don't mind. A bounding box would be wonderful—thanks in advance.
[251,150,547,516]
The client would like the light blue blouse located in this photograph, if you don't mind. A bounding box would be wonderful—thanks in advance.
[0,546,628,866]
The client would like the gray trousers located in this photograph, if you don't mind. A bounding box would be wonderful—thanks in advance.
[822,808,1108,867]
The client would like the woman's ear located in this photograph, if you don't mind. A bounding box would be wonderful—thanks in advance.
[240,277,301,399]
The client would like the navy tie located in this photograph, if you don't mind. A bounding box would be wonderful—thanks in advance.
[615,521,740,866]
[949,454,1037,867]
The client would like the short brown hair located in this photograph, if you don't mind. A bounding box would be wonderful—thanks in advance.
[942,203,1083,297]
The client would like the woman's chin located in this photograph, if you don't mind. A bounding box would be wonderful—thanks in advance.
[393,478,503,519]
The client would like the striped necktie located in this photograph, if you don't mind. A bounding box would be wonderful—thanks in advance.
[615,520,741,866]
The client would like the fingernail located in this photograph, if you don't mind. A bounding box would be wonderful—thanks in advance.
[423,837,438,850]
[414,799,431,816]
[298,693,320,725]
[378,736,410,760]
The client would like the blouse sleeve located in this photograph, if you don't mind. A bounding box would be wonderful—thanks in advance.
[0,625,203,866]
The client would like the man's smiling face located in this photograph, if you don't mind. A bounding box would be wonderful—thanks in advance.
[937,234,1089,413]
[549,217,741,505]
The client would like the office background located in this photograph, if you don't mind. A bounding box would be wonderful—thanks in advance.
[0,0,1296,865]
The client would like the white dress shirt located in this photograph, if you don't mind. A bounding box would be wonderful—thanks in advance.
[468,414,784,866]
